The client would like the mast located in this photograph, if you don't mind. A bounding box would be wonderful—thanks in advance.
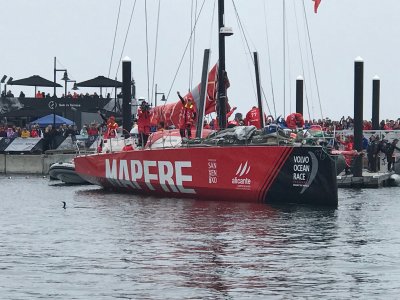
[217,0,227,130]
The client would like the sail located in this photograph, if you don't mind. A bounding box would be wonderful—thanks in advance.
[150,64,225,128]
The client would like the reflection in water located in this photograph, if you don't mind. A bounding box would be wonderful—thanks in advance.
[1,176,400,299]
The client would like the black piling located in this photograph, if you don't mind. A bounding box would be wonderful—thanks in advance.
[253,52,265,128]
[196,49,211,138]
[353,57,364,177]
[372,75,380,130]
[217,0,227,130]
[122,57,132,137]
[296,76,304,115]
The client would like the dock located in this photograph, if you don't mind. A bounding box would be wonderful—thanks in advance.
[337,170,395,188]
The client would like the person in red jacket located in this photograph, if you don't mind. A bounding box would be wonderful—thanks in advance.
[137,100,151,147]
[98,111,118,138]
[286,113,305,129]
[106,115,118,138]
[245,106,262,129]
[177,91,196,138]
[337,135,355,174]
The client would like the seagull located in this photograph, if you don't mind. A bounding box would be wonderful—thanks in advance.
[62,201,66,209]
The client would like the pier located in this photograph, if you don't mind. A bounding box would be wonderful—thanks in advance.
[337,170,394,188]
[0,153,76,175]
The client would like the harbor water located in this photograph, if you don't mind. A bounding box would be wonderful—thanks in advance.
[1,176,400,299]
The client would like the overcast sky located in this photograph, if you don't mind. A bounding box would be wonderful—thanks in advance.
[1,0,399,121]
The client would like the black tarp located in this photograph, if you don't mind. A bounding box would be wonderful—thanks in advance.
[76,76,122,88]
[9,75,62,87]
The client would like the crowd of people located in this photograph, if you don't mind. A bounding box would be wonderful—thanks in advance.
[1,89,119,100]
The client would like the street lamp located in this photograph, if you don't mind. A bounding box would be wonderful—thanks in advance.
[61,75,78,117]
[154,83,166,107]
[61,71,70,97]
[53,56,68,125]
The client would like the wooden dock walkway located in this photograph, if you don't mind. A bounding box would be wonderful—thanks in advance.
[337,170,395,188]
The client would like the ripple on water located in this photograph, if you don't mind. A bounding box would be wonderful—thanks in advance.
[0,176,400,299]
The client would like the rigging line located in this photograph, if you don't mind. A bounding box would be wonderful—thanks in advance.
[293,0,311,121]
[115,0,137,78]
[191,0,198,89]
[301,0,323,119]
[230,1,257,101]
[208,0,217,49]
[166,0,207,100]
[283,0,286,117]
[263,0,277,118]
[108,0,122,79]
[301,2,315,119]
[231,0,272,115]
[145,0,150,103]
[284,7,293,114]
[189,0,194,91]
[150,0,161,106]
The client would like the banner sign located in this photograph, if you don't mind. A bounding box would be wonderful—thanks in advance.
[4,137,43,153]
[0,137,15,152]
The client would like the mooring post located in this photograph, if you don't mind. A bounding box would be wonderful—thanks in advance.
[296,76,304,115]
[122,57,132,137]
[353,57,364,177]
[372,75,380,130]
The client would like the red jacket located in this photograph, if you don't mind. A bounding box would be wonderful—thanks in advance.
[286,113,304,129]
[245,107,261,129]
[105,118,118,138]
[179,99,196,129]
[137,109,151,134]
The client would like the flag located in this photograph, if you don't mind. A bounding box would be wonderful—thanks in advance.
[313,0,321,13]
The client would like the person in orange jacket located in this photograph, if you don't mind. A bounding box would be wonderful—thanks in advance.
[177,91,196,138]
[106,115,118,138]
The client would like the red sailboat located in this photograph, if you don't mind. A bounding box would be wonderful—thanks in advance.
[74,0,338,207]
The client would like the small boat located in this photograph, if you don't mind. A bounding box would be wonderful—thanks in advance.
[49,161,89,184]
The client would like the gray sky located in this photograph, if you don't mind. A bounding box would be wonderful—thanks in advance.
[1,0,399,121]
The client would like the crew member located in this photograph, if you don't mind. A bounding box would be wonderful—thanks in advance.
[177,91,196,138]
[245,106,263,129]
[122,140,134,151]
[137,100,151,147]
[98,111,118,138]
[106,116,118,138]
[285,112,305,129]
[338,135,354,175]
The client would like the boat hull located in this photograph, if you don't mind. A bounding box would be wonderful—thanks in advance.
[74,145,338,206]
[49,162,89,184]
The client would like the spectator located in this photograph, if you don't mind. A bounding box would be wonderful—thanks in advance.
[36,91,43,98]
[20,127,30,138]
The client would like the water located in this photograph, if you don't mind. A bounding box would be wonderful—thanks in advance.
[1,176,400,299]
